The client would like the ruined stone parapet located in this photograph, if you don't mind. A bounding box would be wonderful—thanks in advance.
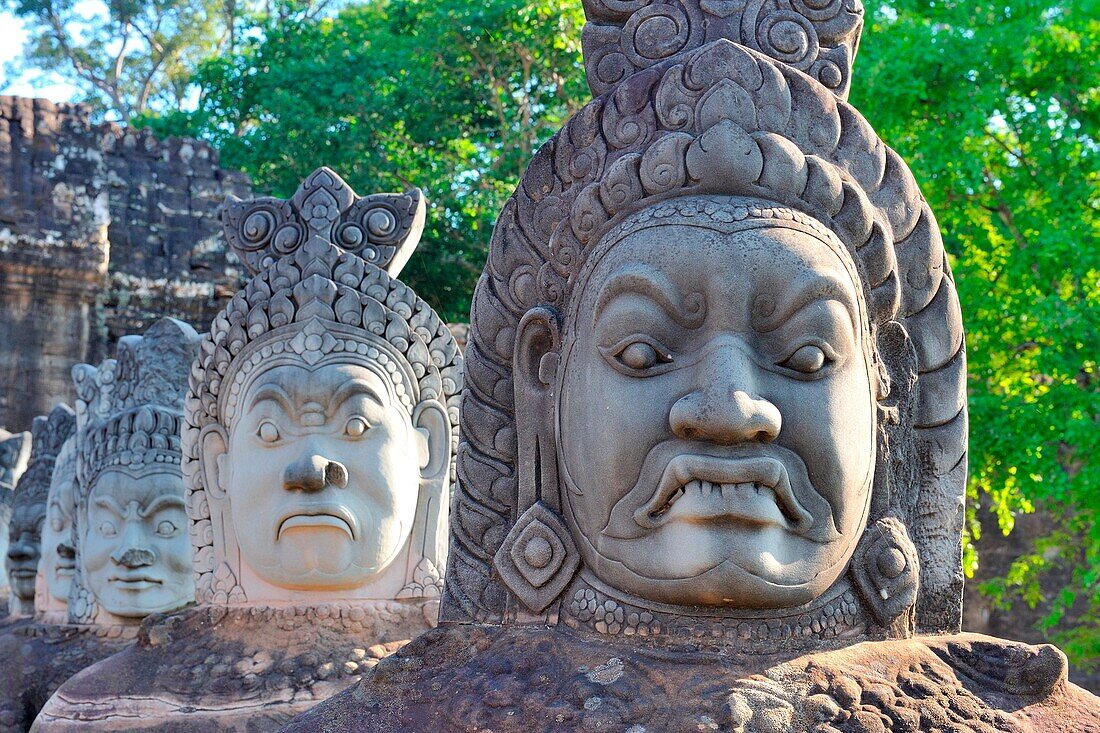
[0,95,251,433]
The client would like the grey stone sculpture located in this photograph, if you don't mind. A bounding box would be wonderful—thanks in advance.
[6,407,75,619]
[0,427,31,612]
[36,168,463,732]
[281,1,1100,730]
[0,319,199,732]
[38,436,78,622]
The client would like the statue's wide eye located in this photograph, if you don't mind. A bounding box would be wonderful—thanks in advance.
[780,344,828,374]
[98,521,117,538]
[611,338,672,373]
[620,342,658,370]
[257,421,281,443]
[344,417,369,438]
[156,520,177,537]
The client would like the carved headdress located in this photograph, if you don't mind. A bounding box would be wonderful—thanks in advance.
[445,0,966,635]
[185,168,463,604]
[12,406,75,516]
[68,318,201,624]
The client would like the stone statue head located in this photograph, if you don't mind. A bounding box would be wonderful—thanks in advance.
[443,30,966,646]
[38,435,78,614]
[0,428,31,600]
[68,318,200,624]
[185,168,462,606]
[6,406,75,616]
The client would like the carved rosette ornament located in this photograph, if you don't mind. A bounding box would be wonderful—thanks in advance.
[582,0,865,99]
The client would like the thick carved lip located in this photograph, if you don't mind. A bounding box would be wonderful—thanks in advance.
[277,504,359,541]
[9,566,37,579]
[54,563,75,578]
[634,454,814,532]
[108,574,163,589]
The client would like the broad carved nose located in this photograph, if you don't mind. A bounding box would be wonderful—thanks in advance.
[113,546,156,568]
[58,542,76,560]
[7,540,34,563]
[669,345,782,445]
[283,454,348,492]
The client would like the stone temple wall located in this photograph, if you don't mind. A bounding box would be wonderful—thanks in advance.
[0,96,251,432]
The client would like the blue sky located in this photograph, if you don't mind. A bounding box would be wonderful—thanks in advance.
[1,10,82,103]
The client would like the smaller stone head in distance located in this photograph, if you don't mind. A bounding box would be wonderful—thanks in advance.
[7,406,75,611]
[0,428,31,597]
[70,318,200,621]
[187,168,461,603]
[39,436,78,608]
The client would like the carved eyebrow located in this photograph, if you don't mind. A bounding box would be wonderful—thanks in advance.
[92,495,124,516]
[248,383,295,414]
[594,264,705,328]
[751,276,859,334]
[138,495,187,518]
[329,378,386,412]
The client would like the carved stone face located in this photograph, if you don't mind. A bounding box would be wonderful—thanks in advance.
[7,501,45,601]
[557,221,876,609]
[212,361,427,591]
[82,468,193,617]
[42,463,77,603]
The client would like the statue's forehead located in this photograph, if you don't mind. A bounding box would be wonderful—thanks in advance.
[578,222,861,310]
[90,468,183,507]
[239,360,393,409]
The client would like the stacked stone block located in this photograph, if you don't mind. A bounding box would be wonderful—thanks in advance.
[0,96,250,431]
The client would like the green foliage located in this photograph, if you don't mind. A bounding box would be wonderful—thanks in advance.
[138,0,587,322]
[853,0,1099,665]
[3,0,230,119]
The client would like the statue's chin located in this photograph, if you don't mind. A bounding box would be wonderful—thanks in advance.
[246,534,403,591]
[585,528,852,609]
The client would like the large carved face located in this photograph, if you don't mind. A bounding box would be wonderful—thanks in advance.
[208,361,429,591]
[6,501,45,601]
[42,457,77,603]
[82,467,193,617]
[556,218,876,609]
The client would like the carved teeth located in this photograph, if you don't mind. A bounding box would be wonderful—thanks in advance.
[647,479,795,524]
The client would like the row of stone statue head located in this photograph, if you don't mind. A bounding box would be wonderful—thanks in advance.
[0,169,462,632]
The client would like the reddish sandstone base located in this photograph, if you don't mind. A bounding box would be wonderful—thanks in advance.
[33,600,433,732]
[279,627,1100,733]
[0,622,134,731]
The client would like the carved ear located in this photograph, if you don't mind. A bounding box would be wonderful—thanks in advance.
[413,401,450,482]
[198,424,230,502]
[513,307,561,510]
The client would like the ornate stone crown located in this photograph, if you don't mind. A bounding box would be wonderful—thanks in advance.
[185,168,463,605]
[444,36,965,637]
[72,319,200,490]
[581,0,865,99]
[12,405,76,513]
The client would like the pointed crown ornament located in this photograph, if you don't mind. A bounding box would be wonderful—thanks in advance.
[444,17,965,639]
[185,168,462,605]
